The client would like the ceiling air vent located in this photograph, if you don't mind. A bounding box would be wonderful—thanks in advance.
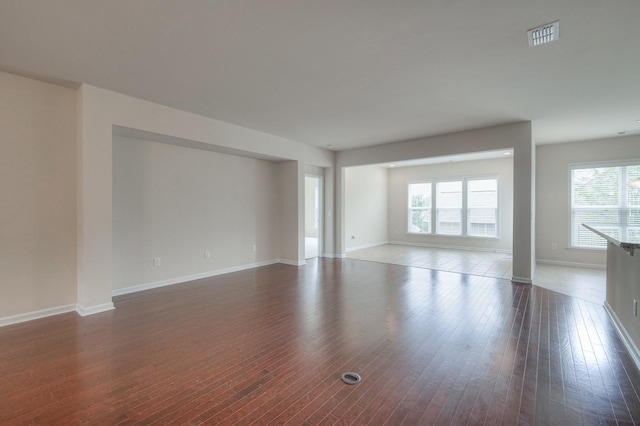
[527,21,559,47]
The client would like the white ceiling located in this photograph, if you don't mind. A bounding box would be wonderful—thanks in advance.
[1,0,639,151]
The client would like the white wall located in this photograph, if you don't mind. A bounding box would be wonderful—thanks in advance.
[112,136,282,291]
[344,165,389,251]
[536,135,640,267]
[388,157,513,252]
[0,71,77,321]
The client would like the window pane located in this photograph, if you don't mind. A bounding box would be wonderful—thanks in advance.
[629,209,640,226]
[409,208,431,233]
[628,165,640,207]
[436,181,462,235]
[409,183,431,207]
[437,209,461,235]
[468,179,497,208]
[572,167,619,207]
[408,183,431,233]
[573,224,612,248]
[436,181,462,208]
[573,208,619,227]
[468,208,497,237]
[468,179,497,237]
[570,163,640,248]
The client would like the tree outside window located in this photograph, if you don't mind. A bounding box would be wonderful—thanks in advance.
[408,183,431,233]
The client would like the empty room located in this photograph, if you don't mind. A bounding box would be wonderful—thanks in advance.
[1,1,640,424]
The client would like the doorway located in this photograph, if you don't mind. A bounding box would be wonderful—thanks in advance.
[305,175,322,259]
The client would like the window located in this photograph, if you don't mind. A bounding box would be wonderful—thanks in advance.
[436,181,462,235]
[571,163,640,248]
[467,179,498,237]
[408,182,432,233]
[407,177,499,237]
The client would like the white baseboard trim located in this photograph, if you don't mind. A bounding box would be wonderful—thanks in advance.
[322,253,342,259]
[388,240,512,255]
[279,259,306,266]
[536,259,605,270]
[76,302,115,317]
[511,276,533,284]
[345,241,389,253]
[604,301,640,373]
[113,260,280,297]
[0,304,77,328]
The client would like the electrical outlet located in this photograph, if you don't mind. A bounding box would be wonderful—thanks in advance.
[204,250,210,259]
[153,257,161,267]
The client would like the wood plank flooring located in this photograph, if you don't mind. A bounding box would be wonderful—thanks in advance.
[1,258,639,424]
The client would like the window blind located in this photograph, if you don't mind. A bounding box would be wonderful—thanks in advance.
[571,163,640,248]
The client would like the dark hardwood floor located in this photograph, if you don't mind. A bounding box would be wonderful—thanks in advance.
[1,258,639,424]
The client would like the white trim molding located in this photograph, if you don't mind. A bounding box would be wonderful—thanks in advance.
[0,304,77,328]
[388,240,512,255]
[113,260,280,297]
[604,301,640,373]
[345,241,389,253]
[536,259,605,270]
[322,253,343,259]
[511,276,533,284]
[279,259,306,267]
[75,303,115,317]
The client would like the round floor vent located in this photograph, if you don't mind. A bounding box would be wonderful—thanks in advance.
[341,372,362,385]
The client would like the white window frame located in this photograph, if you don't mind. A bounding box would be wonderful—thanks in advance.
[569,159,640,250]
[467,177,500,238]
[407,180,433,234]
[436,179,464,236]
[406,175,499,238]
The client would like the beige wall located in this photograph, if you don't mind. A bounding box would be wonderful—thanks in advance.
[0,71,77,319]
[606,243,640,362]
[388,157,513,252]
[17,66,640,323]
[344,165,389,251]
[112,136,282,291]
[277,161,301,264]
[1,74,334,322]
[305,176,319,238]
[337,122,534,282]
[76,84,333,313]
[536,135,640,267]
